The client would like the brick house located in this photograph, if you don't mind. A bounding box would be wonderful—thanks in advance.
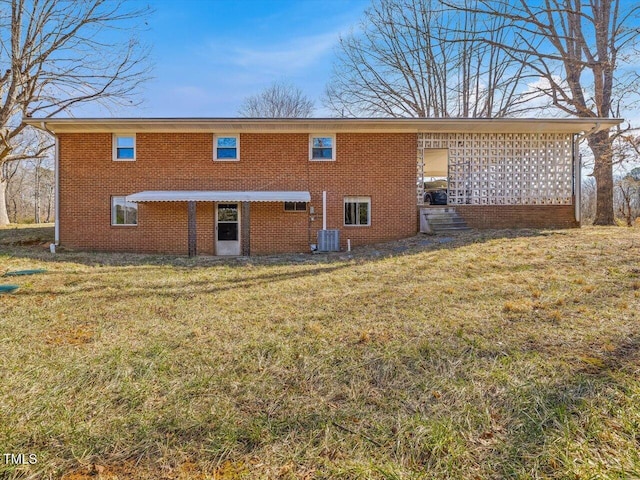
[26,117,620,256]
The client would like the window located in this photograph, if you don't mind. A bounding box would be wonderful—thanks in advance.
[284,201,307,212]
[344,196,370,226]
[113,134,135,161]
[310,134,335,161]
[111,196,138,225]
[214,135,239,160]
[217,203,239,241]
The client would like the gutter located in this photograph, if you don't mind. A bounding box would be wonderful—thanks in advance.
[576,122,601,143]
[38,121,59,248]
[23,116,624,135]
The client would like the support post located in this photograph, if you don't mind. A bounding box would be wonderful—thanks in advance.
[241,201,250,256]
[188,201,197,257]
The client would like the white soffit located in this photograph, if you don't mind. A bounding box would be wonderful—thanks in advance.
[126,191,311,203]
[26,117,623,134]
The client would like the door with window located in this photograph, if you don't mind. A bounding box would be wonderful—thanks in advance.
[216,203,240,255]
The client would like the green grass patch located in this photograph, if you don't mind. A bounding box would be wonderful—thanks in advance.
[1,226,640,478]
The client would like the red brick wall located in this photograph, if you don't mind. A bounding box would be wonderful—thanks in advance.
[57,132,417,255]
[455,205,578,229]
[248,203,309,254]
[196,203,214,255]
[307,133,417,250]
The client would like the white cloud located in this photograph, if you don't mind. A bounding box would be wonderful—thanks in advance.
[142,85,237,116]
[211,31,340,77]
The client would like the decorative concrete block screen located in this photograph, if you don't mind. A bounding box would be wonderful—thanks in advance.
[417,133,574,205]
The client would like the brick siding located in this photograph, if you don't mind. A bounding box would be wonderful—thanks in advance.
[58,131,578,255]
[58,132,417,255]
[455,205,578,229]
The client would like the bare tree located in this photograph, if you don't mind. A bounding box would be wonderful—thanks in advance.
[0,0,150,225]
[5,142,54,224]
[446,0,640,225]
[41,161,54,222]
[324,0,533,118]
[581,176,597,224]
[3,157,22,222]
[616,179,635,226]
[615,167,640,226]
[238,81,314,118]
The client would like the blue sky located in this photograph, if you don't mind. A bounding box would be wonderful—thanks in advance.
[133,0,370,117]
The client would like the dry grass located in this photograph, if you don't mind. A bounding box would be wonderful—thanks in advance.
[0,223,53,247]
[1,225,640,479]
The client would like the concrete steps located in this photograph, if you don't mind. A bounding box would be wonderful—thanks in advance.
[419,207,471,234]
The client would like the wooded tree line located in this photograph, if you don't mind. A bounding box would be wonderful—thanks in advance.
[3,158,53,223]
[582,169,640,226]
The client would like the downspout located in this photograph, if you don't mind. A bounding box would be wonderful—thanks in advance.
[573,135,581,224]
[40,121,59,247]
[573,122,600,225]
[322,190,327,230]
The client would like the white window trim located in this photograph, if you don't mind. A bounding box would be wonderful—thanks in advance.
[111,196,138,226]
[112,133,136,161]
[214,134,240,161]
[309,133,336,161]
[344,196,371,227]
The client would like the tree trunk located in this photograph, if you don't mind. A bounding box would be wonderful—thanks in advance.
[34,164,40,224]
[45,184,53,222]
[618,184,633,226]
[589,130,615,226]
[0,177,10,226]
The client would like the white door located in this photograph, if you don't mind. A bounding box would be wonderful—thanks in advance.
[216,203,240,255]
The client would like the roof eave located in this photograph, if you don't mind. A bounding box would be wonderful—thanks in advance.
[24,117,625,135]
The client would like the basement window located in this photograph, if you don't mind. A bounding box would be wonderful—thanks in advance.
[113,134,136,161]
[344,196,370,226]
[284,201,307,212]
[214,135,239,161]
[111,196,138,226]
[310,134,335,161]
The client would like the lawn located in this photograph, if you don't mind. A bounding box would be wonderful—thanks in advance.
[1,225,639,479]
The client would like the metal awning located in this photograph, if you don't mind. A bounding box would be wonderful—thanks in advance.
[125,190,311,203]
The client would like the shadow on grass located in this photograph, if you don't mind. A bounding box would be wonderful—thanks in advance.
[498,333,640,477]
[14,262,354,299]
[0,224,53,245]
[0,225,561,269]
